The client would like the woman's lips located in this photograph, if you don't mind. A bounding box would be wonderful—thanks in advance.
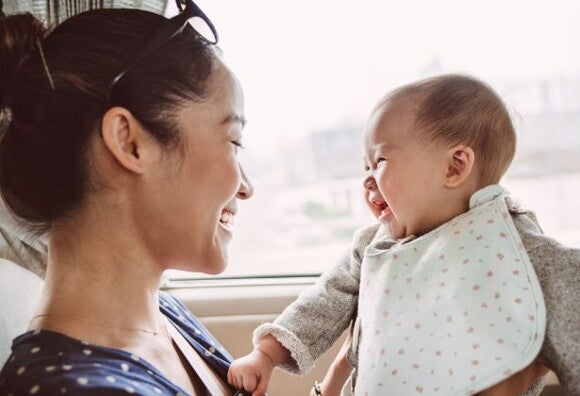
[218,209,235,236]
[219,210,234,227]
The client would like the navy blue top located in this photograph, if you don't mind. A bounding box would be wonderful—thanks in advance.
[0,292,247,395]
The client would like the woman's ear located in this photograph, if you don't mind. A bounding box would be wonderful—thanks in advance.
[100,107,152,174]
[445,145,475,188]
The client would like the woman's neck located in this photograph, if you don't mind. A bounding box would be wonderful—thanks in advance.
[32,205,167,346]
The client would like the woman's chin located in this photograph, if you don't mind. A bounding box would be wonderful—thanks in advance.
[203,247,229,275]
[169,246,229,274]
[203,261,227,275]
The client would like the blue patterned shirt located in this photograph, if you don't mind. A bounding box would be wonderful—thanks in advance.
[0,292,247,395]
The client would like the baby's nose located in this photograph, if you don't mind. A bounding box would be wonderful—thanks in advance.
[363,171,377,191]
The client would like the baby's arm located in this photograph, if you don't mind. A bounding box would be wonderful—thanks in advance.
[228,224,382,394]
[228,248,359,395]
[313,332,353,396]
[255,224,382,374]
[513,210,580,394]
[528,240,580,394]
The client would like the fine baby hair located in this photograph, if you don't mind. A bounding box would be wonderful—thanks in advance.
[381,74,516,185]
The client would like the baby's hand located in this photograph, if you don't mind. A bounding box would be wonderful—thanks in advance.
[228,349,275,396]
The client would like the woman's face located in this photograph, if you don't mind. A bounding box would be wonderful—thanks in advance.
[139,62,253,274]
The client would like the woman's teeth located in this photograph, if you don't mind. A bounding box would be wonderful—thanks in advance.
[220,211,234,226]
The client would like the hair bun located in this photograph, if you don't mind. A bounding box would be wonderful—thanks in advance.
[0,13,47,109]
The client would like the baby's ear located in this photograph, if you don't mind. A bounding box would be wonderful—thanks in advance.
[444,145,475,188]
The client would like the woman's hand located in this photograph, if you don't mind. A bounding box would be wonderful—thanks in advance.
[228,348,275,396]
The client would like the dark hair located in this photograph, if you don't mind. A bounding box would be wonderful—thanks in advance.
[0,9,219,232]
[381,74,516,186]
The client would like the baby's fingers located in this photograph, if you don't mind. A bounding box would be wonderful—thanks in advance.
[252,370,271,396]
[227,367,238,388]
[252,380,267,396]
[228,367,248,390]
[241,372,259,394]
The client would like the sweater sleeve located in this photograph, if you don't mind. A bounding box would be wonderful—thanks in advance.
[253,224,381,375]
[512,212,580,395]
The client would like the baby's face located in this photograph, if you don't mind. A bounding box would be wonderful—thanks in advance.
[362,100,449,239]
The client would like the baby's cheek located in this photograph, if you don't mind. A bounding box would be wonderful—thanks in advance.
[363,194,379,218]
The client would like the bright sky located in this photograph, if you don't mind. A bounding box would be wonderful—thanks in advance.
[168,0,580,157]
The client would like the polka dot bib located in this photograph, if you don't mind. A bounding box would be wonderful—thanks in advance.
[354,185,546,396]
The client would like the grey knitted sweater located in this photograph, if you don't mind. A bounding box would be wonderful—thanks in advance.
[254,206,580,395]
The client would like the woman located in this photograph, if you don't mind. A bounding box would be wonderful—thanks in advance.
[0,1,253,394]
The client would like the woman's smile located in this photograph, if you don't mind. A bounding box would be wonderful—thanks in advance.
[218,208,236,237]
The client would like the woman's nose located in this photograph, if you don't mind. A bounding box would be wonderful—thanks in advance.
[237,163,254,200]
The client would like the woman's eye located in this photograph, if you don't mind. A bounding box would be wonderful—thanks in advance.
[231,140,245,153]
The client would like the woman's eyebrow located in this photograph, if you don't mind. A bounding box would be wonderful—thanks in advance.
[221,113,247,128]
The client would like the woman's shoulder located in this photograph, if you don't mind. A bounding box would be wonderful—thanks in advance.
[158,291,211,339]
[158,291,194,320]
[158,291,233,364]
[0,329,175,395]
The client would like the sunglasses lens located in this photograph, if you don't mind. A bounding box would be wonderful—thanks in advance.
[188,16,217,43]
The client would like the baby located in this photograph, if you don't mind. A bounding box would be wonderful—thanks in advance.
[228,75,580,395]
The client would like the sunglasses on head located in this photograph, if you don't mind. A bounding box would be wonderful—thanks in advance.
[109,0,218,90]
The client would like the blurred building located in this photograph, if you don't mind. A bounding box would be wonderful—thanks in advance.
[309,124,363,182]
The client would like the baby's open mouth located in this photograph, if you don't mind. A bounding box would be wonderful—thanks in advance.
[373,199,389,212]
[373,199,391,218]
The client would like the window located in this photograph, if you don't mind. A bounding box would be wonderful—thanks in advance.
[167,0,580,278]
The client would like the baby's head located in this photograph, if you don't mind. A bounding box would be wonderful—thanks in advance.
[363,74,515,239]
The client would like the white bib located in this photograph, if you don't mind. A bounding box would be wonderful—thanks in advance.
[354,185,546,396]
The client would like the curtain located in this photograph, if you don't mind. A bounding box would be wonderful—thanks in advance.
[1,0,169,23]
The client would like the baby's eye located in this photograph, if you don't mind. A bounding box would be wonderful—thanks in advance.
[376,157,388,167]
